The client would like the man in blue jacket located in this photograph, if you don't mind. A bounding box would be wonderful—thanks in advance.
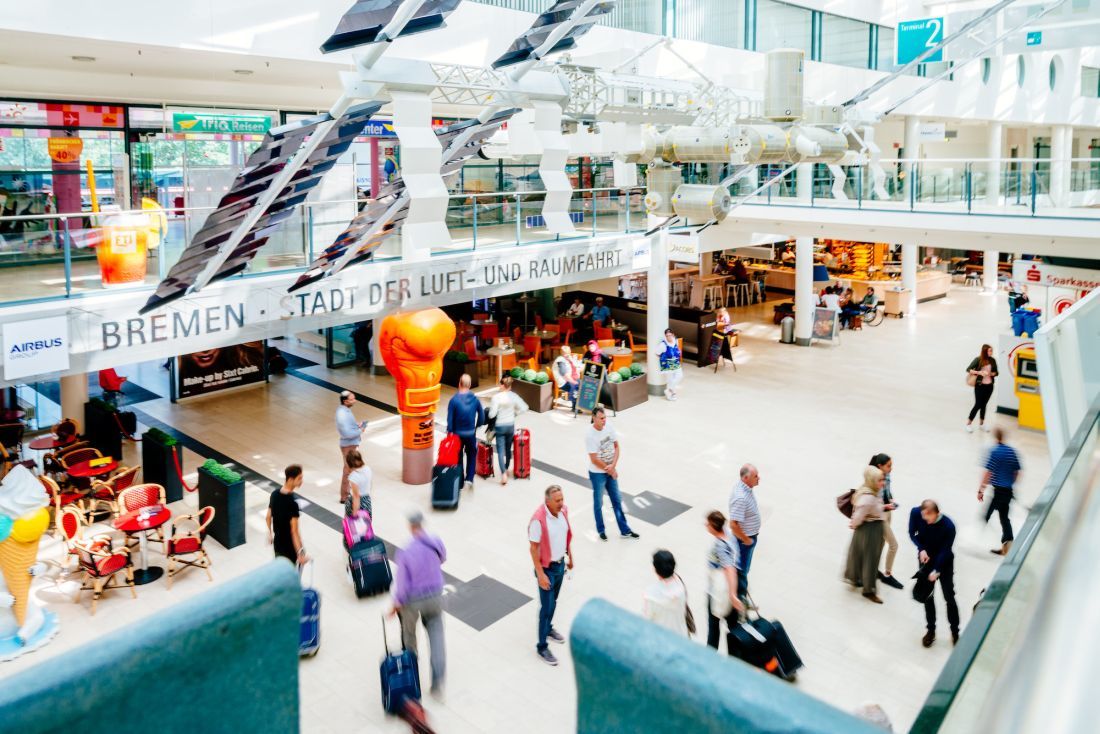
[446,374,485,489]
[909,500,960,648]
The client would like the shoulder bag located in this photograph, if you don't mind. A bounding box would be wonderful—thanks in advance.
[676,574,696,636]
[836,489,855,518]
[707,543,735,619]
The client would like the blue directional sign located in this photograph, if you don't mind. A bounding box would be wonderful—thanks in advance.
[1026,31,1043,47]
[897,17,944,65]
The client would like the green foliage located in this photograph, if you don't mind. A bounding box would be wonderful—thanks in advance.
[617,366,633,381]
[145,427,178,447]
[89,397,118,413]
[445,349,470,363]
[629,363,645,376]
[522,369,537,382]
[509,366,525,379]
[607,371,623,383]
[201,459,242,485]
[533,371,550,385]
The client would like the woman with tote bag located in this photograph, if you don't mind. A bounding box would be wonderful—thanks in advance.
[704,510,744,652]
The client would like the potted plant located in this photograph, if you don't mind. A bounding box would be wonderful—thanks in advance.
[509,367,554,413]
[142,427,184,503]
[197,458,246,549]
[83,397,122,460]
[603,363,648,412]
[441,349,479,389]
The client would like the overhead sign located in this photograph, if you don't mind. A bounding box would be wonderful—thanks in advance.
[1026,31,1042,47]
[667,232,699,262]
[631,237,651,270]
[918,123,946,142]
[172,113,272,135]
[897,17,944,65]
[2,316,70,380]
[47,137,84,163]
[0,101,124,128]
[1014,261,1100,292]
[175,340,266,400]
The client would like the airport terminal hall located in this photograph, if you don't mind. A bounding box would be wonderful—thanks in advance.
[2,1,1100,732]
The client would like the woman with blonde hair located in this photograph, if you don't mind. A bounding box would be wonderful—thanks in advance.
[845,466,887,604]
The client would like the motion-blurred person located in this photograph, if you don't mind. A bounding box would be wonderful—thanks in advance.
[704,510,744,652]
[344,449,372,518]
[488,376,528,485]
[870,454,903,590]
[529,486,574,666]
[909,500,960,647]
[979,427,1022,556]
[643,550,690,636]
[446,373,485,489]
[844,466,887,604]
[392,510,447,697]
[335,390,367,504]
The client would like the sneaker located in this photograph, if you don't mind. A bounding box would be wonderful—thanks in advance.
[465,481,474,490]
[598,532,608,541]
[621,531,640,539]
[538,648,559,666]
[878,572,904,590]
[547,629,565,644]
[664,389,672,401]
[922,631,936,648]
[981,423,991,432]
[965,424,974,433]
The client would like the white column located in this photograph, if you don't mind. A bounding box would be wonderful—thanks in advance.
[794,236,814,346]
[903,116,921,202]
[902,243,919,315]
[60,373,88,429]
[986,122,1003,206]
[647,225,670,395]
[1050,124,1072,209]
[984,250,1000,293]
[371,318,388,375]
[796,163,813,203]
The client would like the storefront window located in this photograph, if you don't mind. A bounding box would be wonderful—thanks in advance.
[820,13,871,69]
[755,0,812,54]
[674,0,746,49]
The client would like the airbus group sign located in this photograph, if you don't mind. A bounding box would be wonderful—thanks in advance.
[2,316,70,380]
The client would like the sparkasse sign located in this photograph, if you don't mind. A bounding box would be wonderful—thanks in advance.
[2,316,70,380]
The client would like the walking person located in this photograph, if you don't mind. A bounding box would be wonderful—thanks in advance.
[870,454,903,590]
[654,328,683,401]
[704,510,744,652]
[642,550,691,636]
[392,510,447,696]
[980,427,1022,556]
[586,407,640,541]
[336,390,367,503]
[446,373,486,489]
[965,344,998,432]
[266,464,309,566]
[844,466,887,604]
[529,486,574,666]
[728,464,761,597]
[488,376,528,485]
[908,500,960,647]
[344,449,372,517]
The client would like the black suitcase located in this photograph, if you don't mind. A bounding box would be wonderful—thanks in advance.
[431,464,462,510]
[349,538,392,598]
[117,410,137,437]
[728,611,802,681]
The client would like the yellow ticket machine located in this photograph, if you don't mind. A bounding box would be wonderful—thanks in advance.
[1014,348,1045,431]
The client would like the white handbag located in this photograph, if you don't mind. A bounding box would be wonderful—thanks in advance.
[707,566,734,618]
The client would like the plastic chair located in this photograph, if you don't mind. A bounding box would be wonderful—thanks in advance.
[523,337,542,369]
[627,331,647,355]
[97,368,128,403]
[534,314,544,331]
[480,322,499,348]
[166,506,215,589]
[594,325,613,341]
[75,538,135,615]
[557,318,574,346]
[597,339,615,349]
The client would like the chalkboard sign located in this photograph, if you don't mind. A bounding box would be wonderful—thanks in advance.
[812,308,839,342]
[577,360,606,414]
[704,332,734,370]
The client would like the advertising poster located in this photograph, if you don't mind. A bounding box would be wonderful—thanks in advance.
[812,308,839,342]
[175,341,266,400]
[577,360,606,414]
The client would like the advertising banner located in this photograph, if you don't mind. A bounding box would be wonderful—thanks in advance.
[47,137,83,163]
[175,341,266,400]
[2,316,70,380]
[172,113,271,135]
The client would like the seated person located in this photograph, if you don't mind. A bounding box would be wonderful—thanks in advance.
[551,346,582,411]
[861,287,878,310]
[821,286,841,312]
[839,288,862,328]
[583,340,613,369]
[564,297,585,318]
[588,297,610,326]
[731,257,750,284]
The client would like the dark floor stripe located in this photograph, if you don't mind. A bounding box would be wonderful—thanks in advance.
[284,368,399,415]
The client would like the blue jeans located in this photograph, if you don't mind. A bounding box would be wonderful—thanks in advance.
[736,534,758,597]
[560,381,579,410]
[495,423,515,474]
[537,561,566,652]
[589,471,632,535]
[457,432,477,483]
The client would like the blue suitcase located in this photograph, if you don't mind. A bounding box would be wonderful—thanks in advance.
[380,617,421,714]
[299,563,320,657]
[350,537,392,598]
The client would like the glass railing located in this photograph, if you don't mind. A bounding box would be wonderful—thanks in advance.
[910,397,1100,733]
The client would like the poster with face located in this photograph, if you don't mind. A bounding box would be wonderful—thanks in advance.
[175,341,266,399]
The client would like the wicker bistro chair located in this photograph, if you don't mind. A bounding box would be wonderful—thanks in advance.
[117,483,168,553]
[43,440,92,477]
[74,538,135,615]
[55,506,86,574]
[40,475,88,535]
[87,465,140,521]
[58,447,106,492]
[166,506,216,589]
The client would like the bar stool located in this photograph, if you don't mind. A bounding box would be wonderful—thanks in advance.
[734,283,751,307]
[724,283,739,307]
[703,285,723,310]
[964,271,981,287]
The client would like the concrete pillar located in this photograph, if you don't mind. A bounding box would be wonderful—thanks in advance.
[902,116,921,202]
[647,226,670,395]
[794,236,814,346]
[902,243,919,315]
[984,250,1000,293]
[1050,124,1072,208]
[796,163,813,203]
[986,122,1003,206]
[60,373,88,429]
[370,319,388,375]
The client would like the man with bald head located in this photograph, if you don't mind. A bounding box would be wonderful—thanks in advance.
[728,464,762,598]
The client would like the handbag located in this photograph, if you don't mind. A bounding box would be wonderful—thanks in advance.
[677,575,696,636]
[965,372,977,387]
[707,565,734,619]
[836,489,855,518]
[911,565,936,604]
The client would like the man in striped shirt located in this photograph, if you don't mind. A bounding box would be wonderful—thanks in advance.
[728,464,762,598]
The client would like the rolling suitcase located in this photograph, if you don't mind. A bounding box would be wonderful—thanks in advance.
[349,538,392,598]
[431,464,462,510]
[513,428,531,479]
[343,509,374,548]
[298,562,320,657]
[727,600,802,681]
[437,433,461,467]
[476,439,495,478]
[380,616,422,714]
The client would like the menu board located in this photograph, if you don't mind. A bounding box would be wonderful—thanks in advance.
[703,332,734,368]
[812,308,839,342]
[175,340,267,400]
[577,360,606,414]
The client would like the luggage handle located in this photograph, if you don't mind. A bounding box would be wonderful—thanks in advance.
[299,559,315,589]
[382,613,406,655]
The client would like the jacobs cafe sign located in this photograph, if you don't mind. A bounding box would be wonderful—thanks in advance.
[1,237,638,383]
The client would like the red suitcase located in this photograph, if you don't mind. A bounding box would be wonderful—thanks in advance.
[513,428,531,479]
[437,433,461,467]
[476,440,495,478]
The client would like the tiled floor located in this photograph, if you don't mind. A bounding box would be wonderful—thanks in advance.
[0,285,1048,733]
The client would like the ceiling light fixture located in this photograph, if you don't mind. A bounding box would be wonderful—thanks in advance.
[71,55,96,62]
[233,69,254,75]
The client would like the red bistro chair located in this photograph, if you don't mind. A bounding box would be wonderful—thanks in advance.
[87,464,140,520]
[118,483,168,553]
[75,538,135,615]
[463,339,490,376]
[166,506,216,588]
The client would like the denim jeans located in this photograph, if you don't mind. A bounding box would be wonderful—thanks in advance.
[588,471,632,535]
[736,534,758,597]
[457,431,478,483]
[537,561,566,652]
[495,423,515,474]
[561,381,579,410]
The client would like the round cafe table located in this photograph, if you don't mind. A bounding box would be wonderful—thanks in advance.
[525,330,556,340]
[66,458,119,480]
[485,346,516,384]
[0,409,25,422]
[605,346,634,373]
[28,435,74,452]
[113,505,172,585]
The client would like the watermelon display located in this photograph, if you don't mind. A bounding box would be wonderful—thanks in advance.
[523,369,537,382]
[617,366,633,381]
[607,371,623,383]
[510,366,525,379]
[534,371,550,385]
[629,363,645,376]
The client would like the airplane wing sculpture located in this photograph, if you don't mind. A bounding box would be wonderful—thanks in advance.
[492,0,615,69]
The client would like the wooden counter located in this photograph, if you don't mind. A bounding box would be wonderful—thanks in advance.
[746,265,950,303]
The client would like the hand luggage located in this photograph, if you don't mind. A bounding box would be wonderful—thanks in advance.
[298,562,320,657]
[380,615,422,714]
[727,599,802,681]
[342,509,374,548]
[349,538,392,598]
[476,439,495,478]
[513,428,531,479]
[431,464,462,510]
[437,433,461,467]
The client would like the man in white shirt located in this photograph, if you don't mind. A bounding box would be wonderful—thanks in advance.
[529,486,574,666]
[565,298,585,318]
[728,463,762,597]
[586,407,639,542]
[821,287,842,312]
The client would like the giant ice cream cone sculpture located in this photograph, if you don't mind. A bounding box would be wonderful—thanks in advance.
[379,309,456,484]
[0,465,49,628]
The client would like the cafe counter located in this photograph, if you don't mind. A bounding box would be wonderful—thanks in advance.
[747,265,950,303]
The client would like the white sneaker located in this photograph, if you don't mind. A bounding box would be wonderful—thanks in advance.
[981,423,991,432]
[965,424,974,433]
[664,389,672,400]
[669,392,678,401]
